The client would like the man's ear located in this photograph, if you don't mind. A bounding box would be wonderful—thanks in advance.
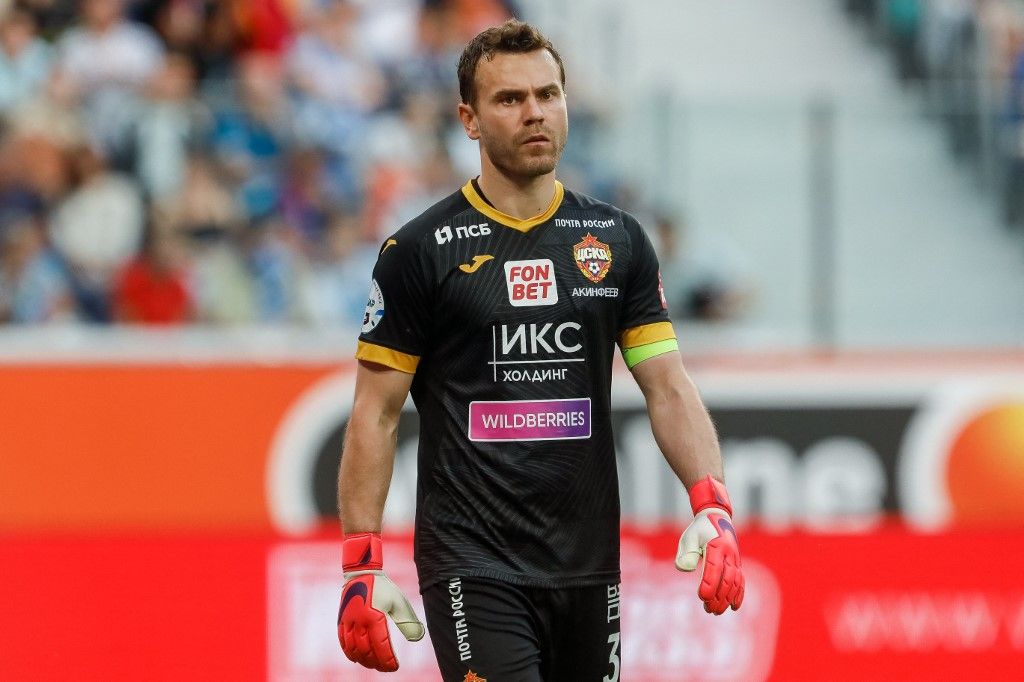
[458,103,480,140]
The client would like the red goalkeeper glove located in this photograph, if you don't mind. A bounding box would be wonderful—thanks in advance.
[676,475,745,615]
[337,533,425,671]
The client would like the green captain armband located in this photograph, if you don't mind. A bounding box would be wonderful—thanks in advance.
[621,338,679,369]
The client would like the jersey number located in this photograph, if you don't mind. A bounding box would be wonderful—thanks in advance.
[603,632,620,682]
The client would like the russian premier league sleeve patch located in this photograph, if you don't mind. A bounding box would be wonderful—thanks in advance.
[361,279,385,333]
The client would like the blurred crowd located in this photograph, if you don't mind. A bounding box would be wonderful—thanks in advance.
[0,0,528,326]
[0,0,747,328]
[843,0,1024,228]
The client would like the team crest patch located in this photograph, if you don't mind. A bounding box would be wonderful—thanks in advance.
[574,233,612,283]
[463,672,486,682]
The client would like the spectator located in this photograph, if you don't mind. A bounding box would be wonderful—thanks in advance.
[347,0,421,68]
[53,0,165,162]
[374,145,459,238]
[366,90,447,169]
[977,0,1024,84]
[1003,44,1024,226]
[3,91,82,205]
[55,0,164,87]
[148,0,206,58]
[304,209,377,327]
[230,0,296,55]
[195,0,242,84]
[15,0,77,39]
[653,211,750,322]
[210,51,290,219]
[0,129,39,215]
[243,212,311,324]
[286,0,385,158]
[112,223,193,324]
[188,232,254,324]
[363,90,450,237]
[844,0,879,23]
[279,147,339,252]
[0,5,53,113]
[885,0,923,85]
[155,152,242,240]
[0,207,75,323]
[135,51,210,199]
[49,143,145,321]
[926,0,981,160]
[443,0,516,40]
[153,153,252,324]
[388,3,460,100]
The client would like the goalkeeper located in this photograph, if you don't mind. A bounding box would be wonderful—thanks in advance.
[336,19,743,680]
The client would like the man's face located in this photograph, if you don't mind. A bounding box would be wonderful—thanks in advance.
[83,0,124,30]
[462,49,568,181]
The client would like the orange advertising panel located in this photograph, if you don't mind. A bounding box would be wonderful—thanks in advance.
[0,364,342,531]
[4,355,1024,535]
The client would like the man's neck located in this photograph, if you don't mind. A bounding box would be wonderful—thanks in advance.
[88,15,125,36]
[476,166,556,220]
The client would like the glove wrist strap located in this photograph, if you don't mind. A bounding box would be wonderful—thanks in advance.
[342,532,383,571]
[688,475,733,517]
[343,569,384,579]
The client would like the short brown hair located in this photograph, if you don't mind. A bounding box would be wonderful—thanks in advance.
[457,19,566,105]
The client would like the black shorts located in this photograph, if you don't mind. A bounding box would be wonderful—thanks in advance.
[422,577,622,682]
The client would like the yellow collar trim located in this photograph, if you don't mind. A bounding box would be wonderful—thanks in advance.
[461,179,564,232]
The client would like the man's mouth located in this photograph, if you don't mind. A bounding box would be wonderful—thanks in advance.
[523,134,550,145]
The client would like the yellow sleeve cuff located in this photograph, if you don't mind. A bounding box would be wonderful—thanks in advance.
[356,341,420,374]
[619,321,676,349]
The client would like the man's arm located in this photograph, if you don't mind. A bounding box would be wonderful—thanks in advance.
[336,360,424,672]
[338,360,414,533]
[630,349,744,615]
[629,350,722,488]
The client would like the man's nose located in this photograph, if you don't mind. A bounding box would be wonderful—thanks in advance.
[523,95,544,125]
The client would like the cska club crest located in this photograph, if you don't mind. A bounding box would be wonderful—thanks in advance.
[463,672,487,682]
[574,233,612,283]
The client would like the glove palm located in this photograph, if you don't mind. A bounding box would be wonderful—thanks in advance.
[676,476,745,615]
[337,533,424,671]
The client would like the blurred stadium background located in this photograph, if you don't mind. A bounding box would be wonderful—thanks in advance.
[2,0,1024,679]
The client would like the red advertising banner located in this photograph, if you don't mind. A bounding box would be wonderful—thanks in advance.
[3,526,1023,681]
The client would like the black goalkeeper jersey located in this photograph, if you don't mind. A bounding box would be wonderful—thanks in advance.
[356,179,675,590]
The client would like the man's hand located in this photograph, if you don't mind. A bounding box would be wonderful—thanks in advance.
[337,533,425,671]
[675,476,745,615]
